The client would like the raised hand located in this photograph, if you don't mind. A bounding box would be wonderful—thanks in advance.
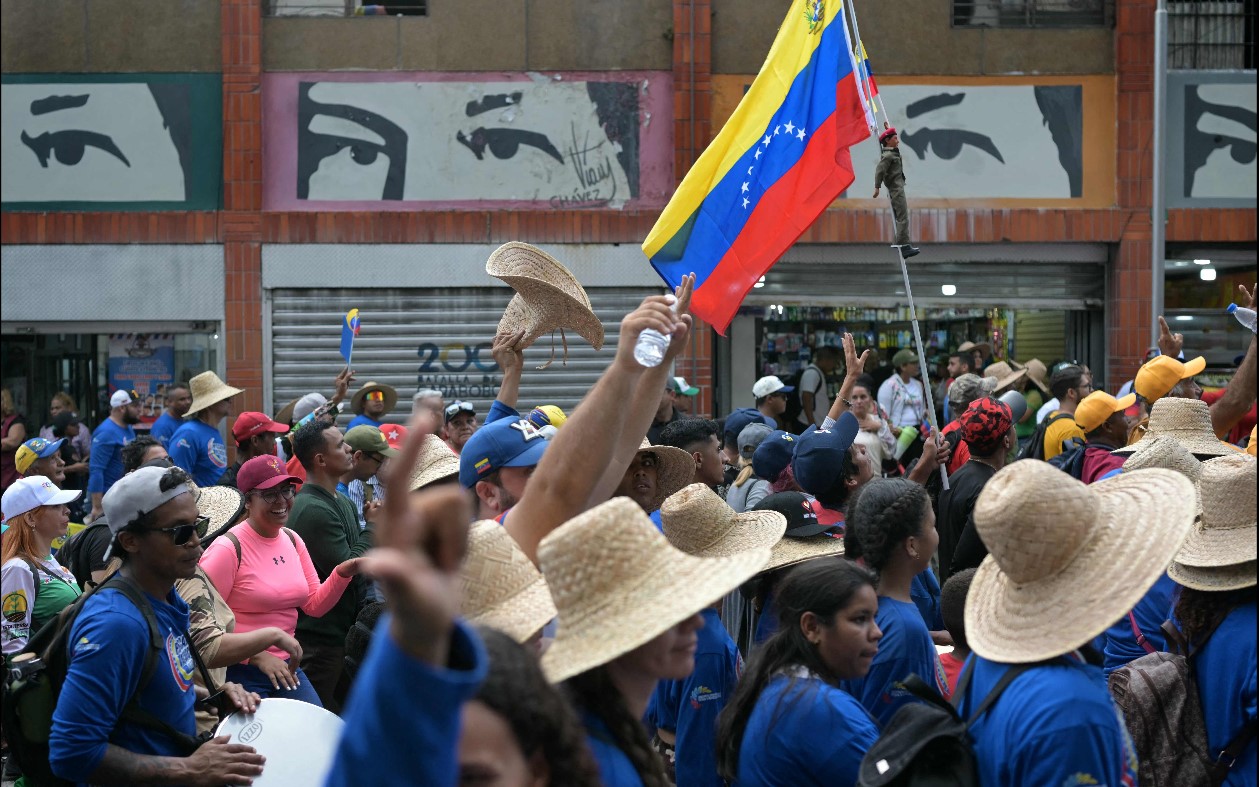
[332,367,356,404]
[664,273,697,363]
[1157,316,1185,359]
[614,294,689,374]
[1240,283,1256,311]
[491,329,527,376]
[842,332,871,380]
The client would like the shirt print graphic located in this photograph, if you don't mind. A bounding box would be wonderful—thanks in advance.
[208,438,228,469]
[166,631,196,692]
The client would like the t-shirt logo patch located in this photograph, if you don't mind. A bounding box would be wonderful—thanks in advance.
[2,590,28,623]
[509,421,545,441]
[166,632,196,692]
[689,685,722,710]
[208,439,228,469]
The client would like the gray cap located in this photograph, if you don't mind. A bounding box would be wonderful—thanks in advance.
[948,373,998,410]
[738,422,775,461]
[292,393,328,422]
[103,465,195,538]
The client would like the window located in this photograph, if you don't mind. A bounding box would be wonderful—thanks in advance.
[1169,1,1255,69]
[953,0,1111,28]
[264,0,426,17]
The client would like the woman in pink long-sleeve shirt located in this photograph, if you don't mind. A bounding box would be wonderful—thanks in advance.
[199,454,362,706]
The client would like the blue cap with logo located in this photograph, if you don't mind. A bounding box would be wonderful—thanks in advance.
[459,418,551,488]
[791,411,860,497]
[723,408,775,444]
[752,429,797,481]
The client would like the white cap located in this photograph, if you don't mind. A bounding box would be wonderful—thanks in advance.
[110,389,135,407]
[752,375,794,398]
[293,393,328,422]
[1,475,83,520]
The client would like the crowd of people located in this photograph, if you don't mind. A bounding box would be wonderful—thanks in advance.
[0,246,1255,787]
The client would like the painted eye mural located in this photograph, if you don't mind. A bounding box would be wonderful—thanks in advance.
[1183,83,1256,200]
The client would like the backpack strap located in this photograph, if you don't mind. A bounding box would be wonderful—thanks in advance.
[959,662,1039,726]
[1210,719,1259,785]
[1129,611,1157,655]
[20,556,42,611]
[225,531,243,568]
[283,527,298,549]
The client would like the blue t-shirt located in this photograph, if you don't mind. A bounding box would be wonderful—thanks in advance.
[583,711,644,787]
[734,673,880,786]
[842,596,947,726]
[1103,572,1177,676]
[484,401,520,425]
[955,654,1138,787]
[88,418,135,494]
[754,589,778,645]
[1191,602,1257,787]
[168,420,229,486]
[346,413,384,432]
[647,609,741,787]
[49,586,197,783]
[649,508,663,531]
[148,412,183,449]
[910,568,945,631]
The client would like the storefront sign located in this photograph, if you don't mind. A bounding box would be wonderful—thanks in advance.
[107,334,175,426]
[416,342,501,401]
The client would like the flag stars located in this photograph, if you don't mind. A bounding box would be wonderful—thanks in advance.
[754,149,762,160]
[784,120,795,134]
[797,128,806,141]
[742,197,750,208]
[774,125,782,135]
[741,182,750,193]
[747,165,754,175]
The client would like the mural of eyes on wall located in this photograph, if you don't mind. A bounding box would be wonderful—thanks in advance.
[1,74,222,211]
[1183,83,1256,200]
[266,72,672,210]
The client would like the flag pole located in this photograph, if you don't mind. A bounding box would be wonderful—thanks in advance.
[893,245,949,490]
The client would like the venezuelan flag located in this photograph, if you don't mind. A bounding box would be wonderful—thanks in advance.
[642,0,874,333]
[340,308,360,363]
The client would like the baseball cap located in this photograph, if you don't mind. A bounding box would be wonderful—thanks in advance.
[1074,391,1137,433]
[102,465,195,536]
[752,376,795,399]
[236,455,303,495]
[14,437,65,475]
[1134,355,1206,403]
[459,418,551,488]
[724,408,775,443]
[378,423,408,451]
[292,393,329,423]
[444,401,476,424]
[753,430,797,481]
[1,475,82,520]
[345,425,400,458]
[948,373,998,409]
[110,389,136,407]
[232,412,290,442]
[792,412,860,496]
[528,405,568,430]
[668,377,700,396]
[737,423,775,461]
[892,349,920,367]
[959,398,1014,454]
[753,491,830,537]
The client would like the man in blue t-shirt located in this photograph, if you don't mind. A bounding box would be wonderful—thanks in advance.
[168,371,243,486]
[50,465,265,784]
[148,384,191,448]
[346,381,397,431]
[87,389,141,522]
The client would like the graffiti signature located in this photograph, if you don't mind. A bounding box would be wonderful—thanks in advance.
[550,123,619,208]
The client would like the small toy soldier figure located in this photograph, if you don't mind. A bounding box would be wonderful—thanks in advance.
[873,125,920,259]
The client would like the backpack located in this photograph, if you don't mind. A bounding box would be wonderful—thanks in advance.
[1108,620,1257,787]
[221,527,298,567]
[1016,411,1074,462]
[857,661,1036,786]
[782,364,824,434]
[1047,438,1087,479]
[55,519,111,591]
[2,573,217,787]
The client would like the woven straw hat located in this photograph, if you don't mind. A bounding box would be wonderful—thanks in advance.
[193,483,245,542]
[1122,435,1203,482]
[765,533,846,572]
[965,461,1195,664]
[1113,397,1234,457]
[275,397,300,426]
[635,438,697,512]
[538,497,769,683]
[983,361,1027,394]
[958,340,991,356]
[1169,560,1256,592]
[1170,454,1256,571]
[660,484,786,557]
[487,242,605,354]
[1022,358,1051,394]
[350,382,398,415]
[462,520,558,643]
[185,371,244,416]
[409,435,461,491]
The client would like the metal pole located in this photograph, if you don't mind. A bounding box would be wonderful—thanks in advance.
[1152,0,1168,345]
[894,246,949,491]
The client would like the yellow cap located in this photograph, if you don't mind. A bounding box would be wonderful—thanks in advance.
[1135,355,1206,402]
[1075,391,1137,433]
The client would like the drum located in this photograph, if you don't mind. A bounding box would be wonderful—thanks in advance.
[214,698,345,786]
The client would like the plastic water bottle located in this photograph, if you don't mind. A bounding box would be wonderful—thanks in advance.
[1228,303,1257,334]
[633,296,677,368]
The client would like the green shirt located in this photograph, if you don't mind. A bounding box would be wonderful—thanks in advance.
[287,482,373,646]
[1015,389,1045,440]
[2,555,81,664]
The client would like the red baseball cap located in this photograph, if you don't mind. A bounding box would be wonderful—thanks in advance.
[232,412,290,442]
[237,455,302,495]
[378,423,408,451]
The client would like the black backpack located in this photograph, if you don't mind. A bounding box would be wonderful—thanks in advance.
[782,364,824,434]
[857,661,1036,786]
[1047,438,1088,479]
[3,573,217,787]
[1016,411,1075,462]
[55,519,111,591]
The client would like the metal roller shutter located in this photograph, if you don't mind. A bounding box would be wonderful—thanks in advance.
[1013,311,1068,363]
[269,287,663,422]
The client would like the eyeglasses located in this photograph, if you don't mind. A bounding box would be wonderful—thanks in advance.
[141,515,211,545]
[252,485,296,505]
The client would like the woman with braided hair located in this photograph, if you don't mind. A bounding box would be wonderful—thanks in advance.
[840,478,949,725]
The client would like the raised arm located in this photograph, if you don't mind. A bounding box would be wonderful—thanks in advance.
[491,329,527,414]
[1209,284,1257,439]
[824,333,873,425]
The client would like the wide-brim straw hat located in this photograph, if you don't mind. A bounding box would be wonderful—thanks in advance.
[1022,358,1051,394]
[194,483,245,542]
[462,520,557,643]
[660,484,786,557]
[185,371,244,416]
[1171,454,1256,571]
[350,382,398,415]
[409,435,461,491]
[958,340,991,356]
[764,533,846,572]
[275,397,300,426]
[487,242,605,353]
[965,461,1195,664]
[1113,397,1234,457]
[983,361,1027,394]
[636,438,697,512]
[1168,560,1257,592]
[539,497,769,683]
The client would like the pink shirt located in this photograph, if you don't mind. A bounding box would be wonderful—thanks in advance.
[199,522,353,659]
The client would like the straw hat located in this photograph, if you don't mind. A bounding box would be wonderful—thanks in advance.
[275,397,300,426]
[1122,435,1203,483]
[765,533,846,571]
[1022,358,1051,395]
[634,438,697,512]
[462,521,558,643]
[538,497,769,683]
[660,484,786,557]
[958,340,991,356]
[751,491,847,571]
[409,435,461,491]
[185,371,244,416]
[193,483,245,542]
[965,461,1195,664]
[350,382,398,415]
[1168,455,1256,590]
[983,361,1027,394]
[1169,560,1256,592]
[486,242,605,354]
[1113,397,1234,457]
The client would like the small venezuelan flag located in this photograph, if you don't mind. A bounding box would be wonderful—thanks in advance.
[340,308,361,364]
[642,0,874,333]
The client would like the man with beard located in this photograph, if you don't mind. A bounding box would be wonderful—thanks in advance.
[458,417,549,522]
[87,390,141,522]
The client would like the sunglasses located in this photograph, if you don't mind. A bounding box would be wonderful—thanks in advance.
[252,485,296,505]
[365,391,385,402]
[141,515,211,545]
[445,401,475,418]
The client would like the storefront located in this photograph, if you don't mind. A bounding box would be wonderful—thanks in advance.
[1162,246,1255,390]
[0,245,224,432]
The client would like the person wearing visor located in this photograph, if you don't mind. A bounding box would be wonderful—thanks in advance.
[15,436,67,485]
[443,401,479,456]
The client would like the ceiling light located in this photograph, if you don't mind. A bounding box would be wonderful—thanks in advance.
[1193,259,1211,265]
[1171,261,1189,268]
[941,284,957,296]
[1200,268,1217,281]
[1175,315,1194,322]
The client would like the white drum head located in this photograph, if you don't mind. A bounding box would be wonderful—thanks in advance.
[215,698,345,786]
